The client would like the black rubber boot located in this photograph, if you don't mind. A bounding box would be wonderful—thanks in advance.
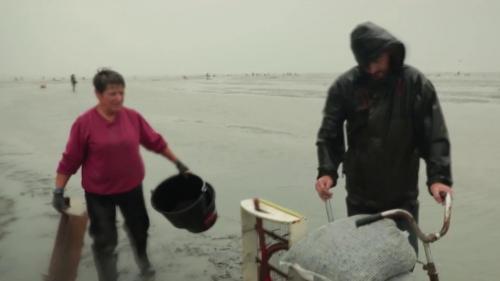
[92,246,118,281]
[123,225,155,279]
[136,253,156,279]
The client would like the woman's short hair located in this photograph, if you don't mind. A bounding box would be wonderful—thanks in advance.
[93,68,125,93]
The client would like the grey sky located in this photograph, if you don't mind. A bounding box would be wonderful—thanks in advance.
[1,0,498,77]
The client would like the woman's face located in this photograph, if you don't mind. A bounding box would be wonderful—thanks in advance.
[96,84,125,114]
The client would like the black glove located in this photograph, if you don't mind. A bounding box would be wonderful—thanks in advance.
[52,189,69,213]
[175,160,190,174]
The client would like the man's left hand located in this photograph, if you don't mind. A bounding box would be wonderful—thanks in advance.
[430,183,452,204]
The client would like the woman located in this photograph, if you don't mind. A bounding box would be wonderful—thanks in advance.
[53,69,189,281]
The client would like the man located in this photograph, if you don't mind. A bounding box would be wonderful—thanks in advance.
[53,69,190,280]
[70,74,77,93]
[315,22,452,253]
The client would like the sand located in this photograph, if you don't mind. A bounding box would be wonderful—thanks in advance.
[0,72,499,280]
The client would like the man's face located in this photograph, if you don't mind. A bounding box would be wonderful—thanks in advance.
[96,84,125,114]
[365,52,390,80]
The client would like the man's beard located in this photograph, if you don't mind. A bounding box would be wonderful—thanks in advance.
[369,70,388,81]
[366,71,393,87]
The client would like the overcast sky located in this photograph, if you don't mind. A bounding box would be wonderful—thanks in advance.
[1,0,498,77]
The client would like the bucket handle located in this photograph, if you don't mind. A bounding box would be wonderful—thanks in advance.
[201,181,208,192]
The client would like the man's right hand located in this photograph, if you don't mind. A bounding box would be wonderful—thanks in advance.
[315,175,335,201]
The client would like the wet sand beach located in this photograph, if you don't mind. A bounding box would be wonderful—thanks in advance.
[0,73,499,280]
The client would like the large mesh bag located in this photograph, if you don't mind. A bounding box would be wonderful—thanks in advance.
[281,214,416,281]
[387,272,415,281]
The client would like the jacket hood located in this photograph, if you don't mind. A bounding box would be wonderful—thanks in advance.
[350,22,406,72]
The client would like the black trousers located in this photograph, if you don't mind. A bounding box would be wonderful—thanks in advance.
[85,185,150,261]
[346,198,419,256]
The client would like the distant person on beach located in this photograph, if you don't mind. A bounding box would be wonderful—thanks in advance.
[70,74,77,93]
[53,68,190,281]
[314,22,453,254]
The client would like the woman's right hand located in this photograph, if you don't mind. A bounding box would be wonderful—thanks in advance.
[315,175,335,201]
[52,189,69,213]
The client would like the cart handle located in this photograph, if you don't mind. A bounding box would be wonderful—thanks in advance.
[356,192,452,243]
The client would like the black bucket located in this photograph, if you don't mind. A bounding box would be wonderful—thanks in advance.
[151,173,217,233]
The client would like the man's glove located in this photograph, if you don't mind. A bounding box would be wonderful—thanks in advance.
[52,188,69,213]
[174,160,190,174]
